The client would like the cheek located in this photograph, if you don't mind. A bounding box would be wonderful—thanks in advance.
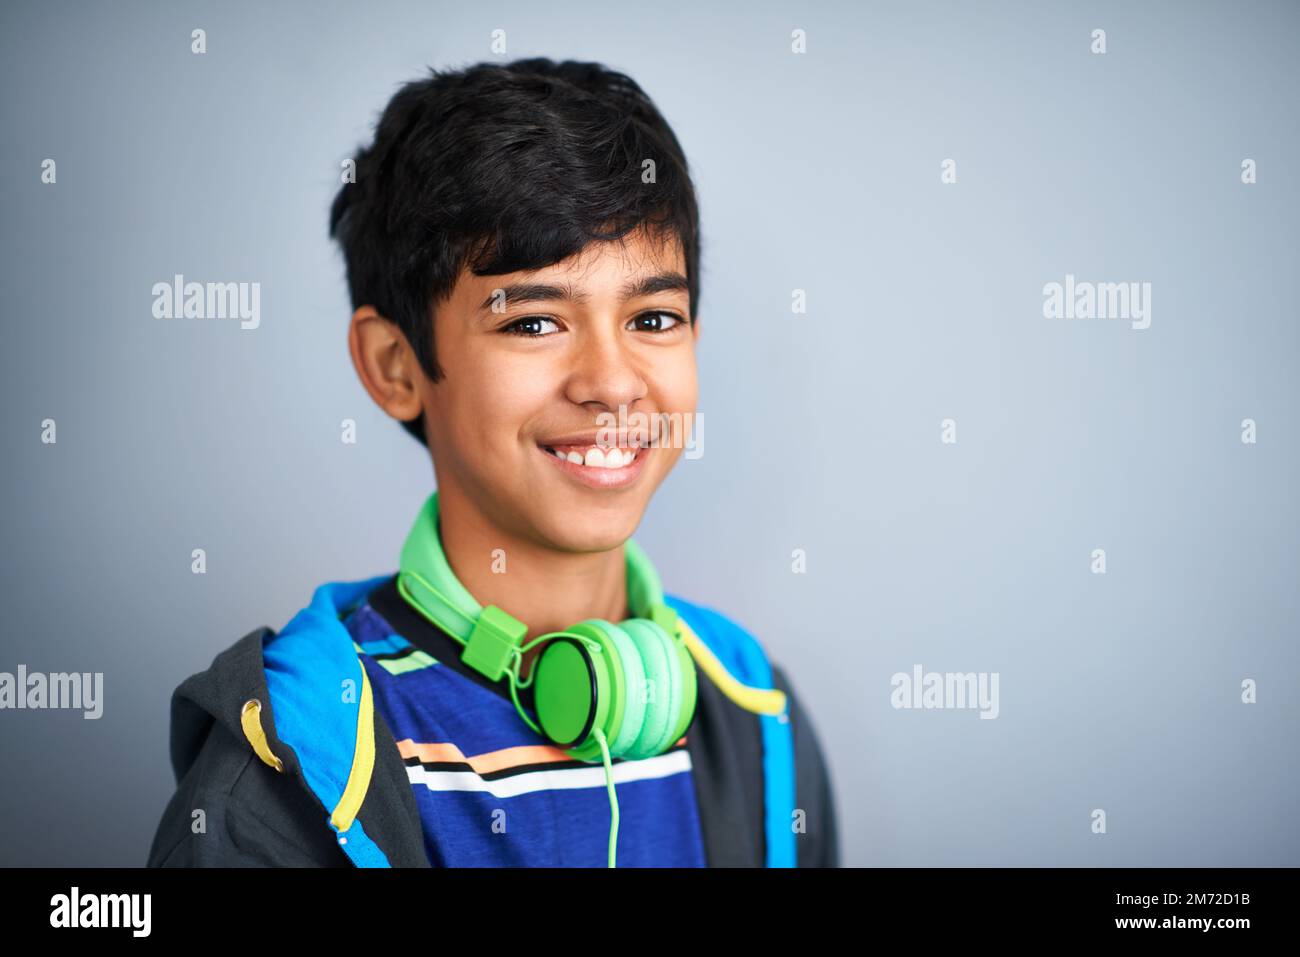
[447,351,556,452]
[656,350,699,413]
[643,353,697,457]
[431,318,549,446]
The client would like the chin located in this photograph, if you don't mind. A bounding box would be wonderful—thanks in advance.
[530,496,646,553]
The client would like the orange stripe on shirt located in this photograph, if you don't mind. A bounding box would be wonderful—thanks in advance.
[395,736,688,774]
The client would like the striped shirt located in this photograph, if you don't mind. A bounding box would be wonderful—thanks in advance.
[342,575,708,867]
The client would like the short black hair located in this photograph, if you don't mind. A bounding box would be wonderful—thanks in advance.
[329,57,702,447]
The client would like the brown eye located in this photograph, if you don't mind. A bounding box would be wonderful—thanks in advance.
[628,310,684,333]
[502,316,560,337]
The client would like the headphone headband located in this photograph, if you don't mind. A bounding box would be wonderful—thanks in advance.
[397,490,674,651]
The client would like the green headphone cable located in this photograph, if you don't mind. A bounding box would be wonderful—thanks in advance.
[592,728,619,868]
[506,624,621,865]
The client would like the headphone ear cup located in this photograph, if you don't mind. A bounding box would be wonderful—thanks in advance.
[658,620,699,748]
[532,634,607,754]
[590,621,650,764]
[569,619,647,760]
[619,618,690,759]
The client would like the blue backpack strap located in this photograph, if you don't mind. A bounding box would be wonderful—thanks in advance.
[262,575,394,868]
[664,594,797,868]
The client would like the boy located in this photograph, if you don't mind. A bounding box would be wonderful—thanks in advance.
[147,57,838,867]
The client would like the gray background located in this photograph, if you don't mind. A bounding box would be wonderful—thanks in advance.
[1,0,1296,867]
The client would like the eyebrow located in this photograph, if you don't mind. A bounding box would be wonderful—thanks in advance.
[477,271,689,313]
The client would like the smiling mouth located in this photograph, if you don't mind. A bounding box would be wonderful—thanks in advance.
[536,439,652,489]
[540,443,641,469]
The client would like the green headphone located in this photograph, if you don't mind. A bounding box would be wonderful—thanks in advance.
[394,490,699,866]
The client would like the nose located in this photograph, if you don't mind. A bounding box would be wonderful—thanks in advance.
[563,323,648,414]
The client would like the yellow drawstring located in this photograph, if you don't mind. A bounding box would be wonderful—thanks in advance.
[239,667,378,836]
[330,667,377,833]
[677,619,788,717]
[240,698,285,773]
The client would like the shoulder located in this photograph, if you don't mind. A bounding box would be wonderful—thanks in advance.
[148,710,349,867]
[151,614,357,868]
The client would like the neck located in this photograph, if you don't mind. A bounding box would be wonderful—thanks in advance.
[432,483,631,677]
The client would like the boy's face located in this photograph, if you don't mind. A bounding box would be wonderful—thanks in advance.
[419,227,698,552]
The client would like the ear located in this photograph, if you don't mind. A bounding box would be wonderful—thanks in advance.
[347,306,425,425]
[691,315,701,344]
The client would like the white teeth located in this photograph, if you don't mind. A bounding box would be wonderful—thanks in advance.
[547,444,639,469]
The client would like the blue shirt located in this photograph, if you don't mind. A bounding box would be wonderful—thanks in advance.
[342,576,708,867]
